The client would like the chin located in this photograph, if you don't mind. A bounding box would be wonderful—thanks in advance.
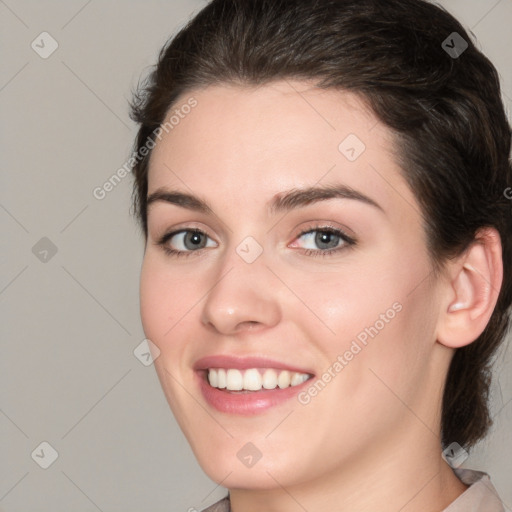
[199,455,301,490]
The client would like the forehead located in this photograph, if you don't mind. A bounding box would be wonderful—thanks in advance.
[147,80,418,218]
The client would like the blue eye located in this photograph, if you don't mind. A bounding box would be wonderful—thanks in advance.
[292,227,355,256]
[298,230,343,250]
[158,229,217,256]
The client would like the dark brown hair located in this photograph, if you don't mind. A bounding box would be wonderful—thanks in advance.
[130,0,512,449]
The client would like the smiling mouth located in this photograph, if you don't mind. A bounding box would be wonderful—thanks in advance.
[206,368,312,392]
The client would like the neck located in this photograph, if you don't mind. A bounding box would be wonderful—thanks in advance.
[228,426,467,512]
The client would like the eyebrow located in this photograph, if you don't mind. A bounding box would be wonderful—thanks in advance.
[147,188,213,214]
[146,184,384,216]
[270,184,383,214]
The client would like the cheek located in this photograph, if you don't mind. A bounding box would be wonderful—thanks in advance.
[139,255,203,420]
[139,254,201,354]
[139,261,169,345]
[278,257,403,343]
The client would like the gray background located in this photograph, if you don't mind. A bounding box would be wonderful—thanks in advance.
[1,1,511,511]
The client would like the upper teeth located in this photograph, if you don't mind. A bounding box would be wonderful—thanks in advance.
[207,368,310,391]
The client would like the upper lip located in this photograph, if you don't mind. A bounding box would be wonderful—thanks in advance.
[193,355,314,375]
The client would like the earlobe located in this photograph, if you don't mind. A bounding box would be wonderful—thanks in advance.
[437,228,503,349]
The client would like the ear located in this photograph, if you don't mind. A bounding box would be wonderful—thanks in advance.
[436,228,503,349]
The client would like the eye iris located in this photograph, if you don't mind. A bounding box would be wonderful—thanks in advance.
[184,231,205,250]
[315,231,340,250]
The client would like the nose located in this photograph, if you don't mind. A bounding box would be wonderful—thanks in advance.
[200,255,281,335]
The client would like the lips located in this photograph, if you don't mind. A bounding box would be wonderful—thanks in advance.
[194,355,315,415]
[194,355,314,374]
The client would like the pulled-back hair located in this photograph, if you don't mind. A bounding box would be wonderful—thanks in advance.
[130,0,512,449]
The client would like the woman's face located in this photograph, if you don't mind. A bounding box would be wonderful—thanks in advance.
[140,81,449,489]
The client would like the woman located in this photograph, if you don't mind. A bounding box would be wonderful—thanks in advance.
[129,0,511,510]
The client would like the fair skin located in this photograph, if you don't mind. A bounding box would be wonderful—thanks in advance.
[139,81,502,511]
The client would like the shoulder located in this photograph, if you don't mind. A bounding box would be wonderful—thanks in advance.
[444,468,509,512]
[200,496,230,512]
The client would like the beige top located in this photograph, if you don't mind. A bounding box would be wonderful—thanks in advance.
[201,469,509,511]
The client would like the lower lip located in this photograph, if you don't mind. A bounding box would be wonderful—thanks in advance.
[196,371,312,415]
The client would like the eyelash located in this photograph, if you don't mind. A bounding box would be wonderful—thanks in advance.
[156,229,208,258]
[292,226,356,258]
[155,226,356,259]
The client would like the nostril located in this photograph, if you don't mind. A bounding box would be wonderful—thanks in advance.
[237,320,262,331]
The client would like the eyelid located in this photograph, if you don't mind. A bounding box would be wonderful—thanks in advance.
[154,221,217,243]
[159,228,216,244]
[290,221,356,244]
